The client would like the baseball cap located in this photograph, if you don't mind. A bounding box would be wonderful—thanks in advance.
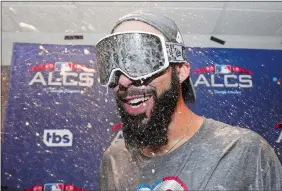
[111,10,196,103]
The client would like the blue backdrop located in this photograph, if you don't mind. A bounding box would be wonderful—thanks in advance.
[188,47,282,162]
[2,43,281,190]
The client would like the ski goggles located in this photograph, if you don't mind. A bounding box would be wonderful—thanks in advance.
[95,31,187,87]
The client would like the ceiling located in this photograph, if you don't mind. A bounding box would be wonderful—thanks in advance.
[2,1,282,37]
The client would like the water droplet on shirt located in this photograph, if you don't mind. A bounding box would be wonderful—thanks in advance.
[87,123,92,128]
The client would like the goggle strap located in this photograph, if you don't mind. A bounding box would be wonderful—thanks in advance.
[166,42,187,63]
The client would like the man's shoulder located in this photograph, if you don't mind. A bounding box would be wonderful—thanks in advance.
[204,118,270,151]
[102,138,130,160]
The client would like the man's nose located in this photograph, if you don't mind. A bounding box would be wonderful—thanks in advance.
[117,74,133,88]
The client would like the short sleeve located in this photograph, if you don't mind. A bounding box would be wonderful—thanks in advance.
[205,128,282,190]
[261,142,282,190]
[99,150,116,191]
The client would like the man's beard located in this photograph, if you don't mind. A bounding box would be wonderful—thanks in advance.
[115,67,180,151]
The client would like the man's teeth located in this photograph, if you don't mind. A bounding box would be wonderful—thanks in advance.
[128,97,150,105]
[131,104,140,108]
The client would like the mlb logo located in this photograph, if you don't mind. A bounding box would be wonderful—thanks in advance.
[54,62,72,72]
[215,65,232,74]
[44,183,64,191]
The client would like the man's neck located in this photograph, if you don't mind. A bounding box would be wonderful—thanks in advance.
[141,97,203,157]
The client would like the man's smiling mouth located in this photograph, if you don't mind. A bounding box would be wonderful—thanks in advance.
[122,94,154,115]
[127,96,151,108]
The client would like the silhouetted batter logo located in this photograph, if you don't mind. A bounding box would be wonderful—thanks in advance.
[44,183,64,191]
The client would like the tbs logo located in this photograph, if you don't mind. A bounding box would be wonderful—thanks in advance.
[43,129,73,147]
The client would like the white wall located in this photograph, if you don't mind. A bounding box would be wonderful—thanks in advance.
[2,32,282,66]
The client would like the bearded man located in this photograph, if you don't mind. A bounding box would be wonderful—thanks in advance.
[95,11,282,191]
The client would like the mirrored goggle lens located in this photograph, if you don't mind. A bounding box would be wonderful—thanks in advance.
[95,32,167,86]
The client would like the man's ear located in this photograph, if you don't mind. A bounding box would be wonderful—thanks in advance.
[175,62,190,83]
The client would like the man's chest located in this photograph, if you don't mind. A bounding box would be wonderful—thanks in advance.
[113,156,205,190]
[111,149,228,191]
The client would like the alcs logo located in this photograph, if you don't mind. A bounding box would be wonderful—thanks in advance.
[275,123,282,143]
[194,64,253,88]
[43,129,73,147]
[29,62,95,87]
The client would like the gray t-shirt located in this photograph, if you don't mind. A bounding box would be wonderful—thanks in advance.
[99,118,282,191]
